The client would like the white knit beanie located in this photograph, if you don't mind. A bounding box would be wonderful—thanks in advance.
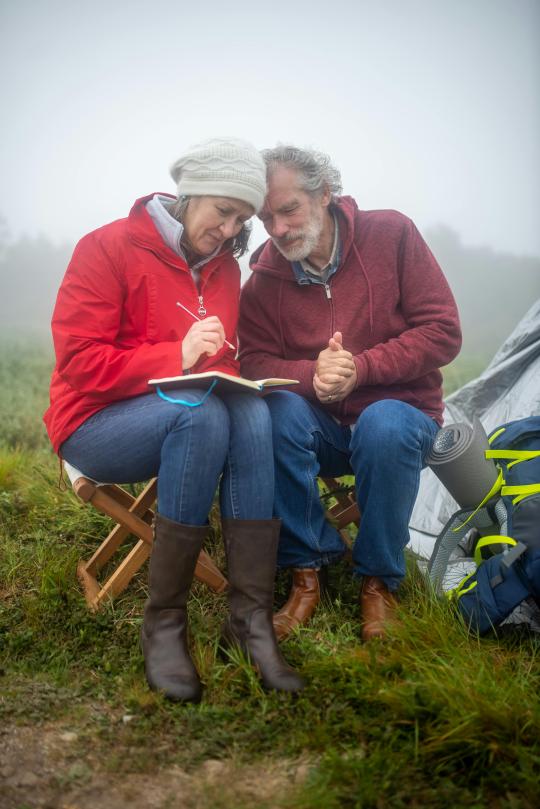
[170,137,266,213]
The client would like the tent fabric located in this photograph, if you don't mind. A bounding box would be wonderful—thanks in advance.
[409,298,540,559]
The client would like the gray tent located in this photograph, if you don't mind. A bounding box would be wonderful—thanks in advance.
[409,297,540,560]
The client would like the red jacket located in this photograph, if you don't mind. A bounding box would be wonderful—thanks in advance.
[44,194,240,453]
[238,197,461,425]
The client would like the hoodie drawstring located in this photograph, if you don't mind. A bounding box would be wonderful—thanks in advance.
[352,243,374,334]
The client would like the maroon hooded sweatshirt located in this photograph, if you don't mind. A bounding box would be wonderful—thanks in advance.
[238,196,461,425]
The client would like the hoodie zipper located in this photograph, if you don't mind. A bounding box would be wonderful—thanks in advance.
[322,280,337,338]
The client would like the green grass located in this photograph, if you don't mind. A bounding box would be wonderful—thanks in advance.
[1,342,539,808]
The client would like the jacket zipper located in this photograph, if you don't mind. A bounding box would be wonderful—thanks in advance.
[197,295,207,316]
[322,280,344,416]
[322,281,336,337]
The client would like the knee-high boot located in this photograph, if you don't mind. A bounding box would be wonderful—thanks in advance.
[220,518,305,693]
[141,513,207,703]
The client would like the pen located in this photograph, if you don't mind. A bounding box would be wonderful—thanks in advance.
[176,301,237,351]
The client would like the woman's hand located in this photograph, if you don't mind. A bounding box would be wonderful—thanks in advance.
[181,316,226,369]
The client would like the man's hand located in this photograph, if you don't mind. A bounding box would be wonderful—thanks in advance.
[313,331,357,404]
[181,316,225,369]
[313,368,357,403]
[316,331,355,380]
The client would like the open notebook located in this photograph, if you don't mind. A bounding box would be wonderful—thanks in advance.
[148,370,299,394]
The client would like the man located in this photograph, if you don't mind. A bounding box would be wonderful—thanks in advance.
[238,145,461,642]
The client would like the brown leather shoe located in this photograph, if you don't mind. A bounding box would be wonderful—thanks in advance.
[273,568,325,641]
[360,576,398,641]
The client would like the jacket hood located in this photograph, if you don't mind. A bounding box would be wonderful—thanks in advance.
[126,193,234,272]
[249,195,360,279]
[127,193,179,260]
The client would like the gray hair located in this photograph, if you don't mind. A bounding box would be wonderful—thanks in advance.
[262,145,343,198]
[168,195,251,258]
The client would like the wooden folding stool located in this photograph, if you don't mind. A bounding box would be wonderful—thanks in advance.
[320,477,361,546]
[65,463,228,612]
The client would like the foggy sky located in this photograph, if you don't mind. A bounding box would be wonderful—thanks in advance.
[1,0,539,258]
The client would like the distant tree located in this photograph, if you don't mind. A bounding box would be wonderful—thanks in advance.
[0,234,73,339]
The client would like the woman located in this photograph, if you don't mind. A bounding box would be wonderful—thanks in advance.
[44,137,304,702]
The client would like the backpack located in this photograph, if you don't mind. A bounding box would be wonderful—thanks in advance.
[428,417,540,634]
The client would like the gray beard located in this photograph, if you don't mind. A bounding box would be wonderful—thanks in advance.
[272,217,323,262]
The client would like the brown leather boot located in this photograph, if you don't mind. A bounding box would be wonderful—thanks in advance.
[220,519,305,693]
[360,576,399,641]
[141,514,207,702]
[273,568,326,641]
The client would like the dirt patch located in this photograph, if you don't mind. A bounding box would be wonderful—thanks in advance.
[0,722,312,809]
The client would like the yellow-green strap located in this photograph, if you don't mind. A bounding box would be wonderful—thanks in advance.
[447,570,478,600]
[451,467,504,532]
[456,579,478,598]
[501,483,540,505]
[473,535,516,566]
[486,449,540,461]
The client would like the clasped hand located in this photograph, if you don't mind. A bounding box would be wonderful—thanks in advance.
[313,331,357,403]
[182,316,226,370]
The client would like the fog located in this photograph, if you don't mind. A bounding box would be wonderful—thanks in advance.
[1,0,539,356]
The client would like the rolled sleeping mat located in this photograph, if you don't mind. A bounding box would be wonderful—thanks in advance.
[427,417,499,509]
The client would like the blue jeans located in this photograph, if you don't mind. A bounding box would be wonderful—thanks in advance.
[264,392,439,591]
[61,389,274,525]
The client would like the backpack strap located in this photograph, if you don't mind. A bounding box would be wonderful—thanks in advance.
[449,570,478,599]
[450,537,526,601]
[488,541,528,588]
[485,447,540,504]
[451,467,504,532]
[448,536,516,599]
[486,449,540,462]
[473,535,516,566]
[500,483,540,506]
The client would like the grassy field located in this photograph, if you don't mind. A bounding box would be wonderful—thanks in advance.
[0,340,539,808]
